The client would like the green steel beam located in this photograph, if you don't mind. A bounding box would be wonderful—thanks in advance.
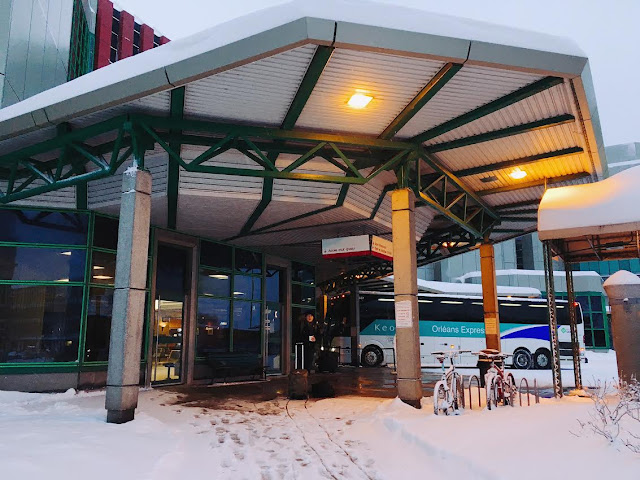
[425,114,575,153]
[167,87,185,230]
[412,76,565,144]
[478,172,591,196]
[455,146,583,177]
[379,63,462,140]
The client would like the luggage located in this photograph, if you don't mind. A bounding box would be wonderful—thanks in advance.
[311,380,335,398]
[288,343,309,400]
[316,349,339,373]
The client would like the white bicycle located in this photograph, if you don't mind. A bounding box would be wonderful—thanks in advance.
[432,350,473,415]
[480,350,517,410]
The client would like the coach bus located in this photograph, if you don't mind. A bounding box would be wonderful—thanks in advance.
[328,291,585,370]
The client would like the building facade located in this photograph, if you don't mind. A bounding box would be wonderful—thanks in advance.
[93,0,168,69]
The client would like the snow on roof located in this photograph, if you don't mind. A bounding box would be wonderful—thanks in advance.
[384,276,541,297]
[603,270,640,288]
[0,0,586,139]
[456,269,602,282]
[538,165,640,240]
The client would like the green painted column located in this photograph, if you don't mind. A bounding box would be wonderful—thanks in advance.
[105,166,152,424]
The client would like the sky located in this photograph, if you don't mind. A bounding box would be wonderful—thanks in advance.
[113,0,639,147]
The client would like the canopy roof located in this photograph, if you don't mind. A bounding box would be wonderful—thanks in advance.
[0,0,606,281]
[538,166,640,263]
[383,276,541,297]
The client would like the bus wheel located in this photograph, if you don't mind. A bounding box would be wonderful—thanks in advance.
[534,349,551,370]
[513,348,533,370]
[361,345,383,367]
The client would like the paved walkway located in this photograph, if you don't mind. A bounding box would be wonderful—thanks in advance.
[165,366,443,408]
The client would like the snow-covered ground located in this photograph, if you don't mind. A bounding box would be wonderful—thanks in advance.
[1,351,637,480]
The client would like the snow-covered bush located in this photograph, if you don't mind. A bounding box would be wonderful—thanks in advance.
[577,379,640,453]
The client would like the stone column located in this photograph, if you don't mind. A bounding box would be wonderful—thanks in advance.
[480,243,501,351]
[391,188,422,408]
[105,168,152,424]
[603,270,640,383]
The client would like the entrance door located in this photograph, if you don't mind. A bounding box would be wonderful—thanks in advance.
[151,244,189,385]
[265,266,285,374]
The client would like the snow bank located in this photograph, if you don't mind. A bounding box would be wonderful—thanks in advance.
[603,269,640,287]
[538,165,640,240]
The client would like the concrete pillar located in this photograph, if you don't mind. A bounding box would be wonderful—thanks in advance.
[479,243,501,351]
[391,188,422,408]
[105,168,152,424]
[603,270,640,383]
[542,241,563,398]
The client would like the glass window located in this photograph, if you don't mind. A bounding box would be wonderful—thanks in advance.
[200,241,232,270]
[292,283,315,306]
[93,215,119,250]
[591,312,604,329]
[619,260,631,271]
[235,249,262,274]
[593,330,607,347]
[0,246,85,283]
[91,250,116,285]
[84,288,113,362]
[584,331,593,347]
[590,296,602,313]
[576,295,589,312]
[292,262,315,285]
[232,301,261,353]
[0,285,83,363]
[196,298,230,355]
[198,269,230,298]
[233,275,261,300]
[156,245,187,300]
[0,209,88,245]
[266,268,282,303]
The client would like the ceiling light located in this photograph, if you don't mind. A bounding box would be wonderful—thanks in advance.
[60,251,72,256]
[209,274,229,280]
[93,266,105,270]
[57,278,70,282]
[510,169,527,180]
[93,275,114,280]
[347,92,373,109]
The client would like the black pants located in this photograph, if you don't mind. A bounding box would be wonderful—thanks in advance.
[303,343,316,372]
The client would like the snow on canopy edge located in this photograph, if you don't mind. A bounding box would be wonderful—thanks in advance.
[0,0,588,141]
[384,276,541,297]
[538,165,640,241]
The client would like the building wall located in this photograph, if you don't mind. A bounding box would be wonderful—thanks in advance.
[0,0,78,107]
[94,0,168,70]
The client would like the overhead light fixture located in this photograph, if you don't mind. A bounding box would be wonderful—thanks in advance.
[57,278,70,282]
[209,274,229,280]
[93,275,113,280]
[93,266,105,270]
[510,168,527,180]
[60,251,72,256]
[347,92,373,109]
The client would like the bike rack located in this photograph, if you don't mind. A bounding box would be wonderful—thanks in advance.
[519,378,531,407]
[533,378,540,404]
[467,375,482,410]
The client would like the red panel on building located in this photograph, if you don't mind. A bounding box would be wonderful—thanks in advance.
[118,11,134,59]
[140,24,155,52]
[160,36,170,45]
[94,0,113,69]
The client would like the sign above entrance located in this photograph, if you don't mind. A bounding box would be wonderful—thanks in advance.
[322,235,393,261]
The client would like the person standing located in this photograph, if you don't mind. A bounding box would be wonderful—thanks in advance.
[300,313,318,372]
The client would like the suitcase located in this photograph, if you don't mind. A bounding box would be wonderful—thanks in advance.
[288,343,309,400]
[316,349,339,373]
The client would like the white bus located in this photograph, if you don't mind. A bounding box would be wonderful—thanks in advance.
[329,291,585,370]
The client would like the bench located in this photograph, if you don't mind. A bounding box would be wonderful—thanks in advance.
[206,352,266,384]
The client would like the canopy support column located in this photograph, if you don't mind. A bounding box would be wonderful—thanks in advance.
[391,188,422,408]
[105,165,152,423]
[565,263,583,390]
[480,243,501,351]
[543,241,563,398]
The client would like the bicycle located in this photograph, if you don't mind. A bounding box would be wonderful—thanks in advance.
[432,349,473,415]
[479,349,517,410]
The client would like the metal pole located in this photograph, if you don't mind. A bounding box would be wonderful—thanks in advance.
[564,262,583,390]
[543,241,563,398]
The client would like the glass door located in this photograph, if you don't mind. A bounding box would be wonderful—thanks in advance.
[265,266,285,374]
[151,299,184,384]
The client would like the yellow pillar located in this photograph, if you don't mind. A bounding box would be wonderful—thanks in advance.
[391,188,422,408]
[480,243,501,351]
